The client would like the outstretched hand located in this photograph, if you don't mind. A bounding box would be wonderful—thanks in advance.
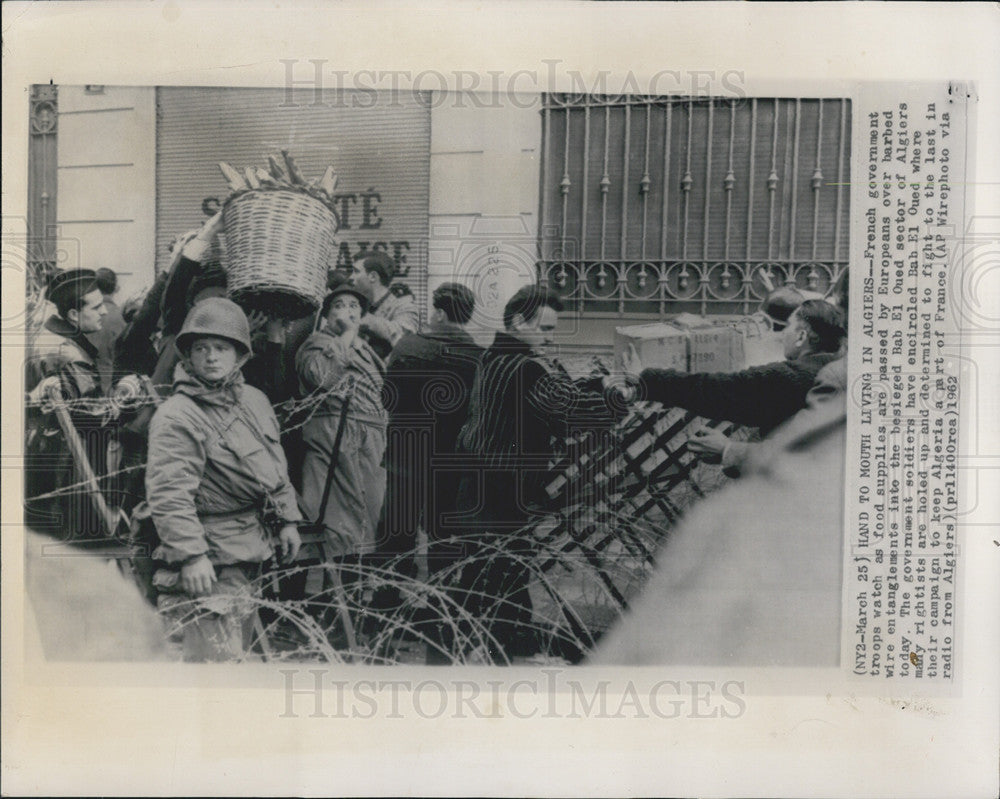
[686,427,730,464]
[246,310,268,336]
[30,376,64,414]
[198,210,225,241]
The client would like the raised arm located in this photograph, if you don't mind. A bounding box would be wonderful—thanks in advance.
[638,362,808,431]
[295,331,354,393]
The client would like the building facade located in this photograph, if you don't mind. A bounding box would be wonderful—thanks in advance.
[27,85,849,347]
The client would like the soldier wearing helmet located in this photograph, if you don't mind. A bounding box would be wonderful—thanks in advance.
[145,297,301,662]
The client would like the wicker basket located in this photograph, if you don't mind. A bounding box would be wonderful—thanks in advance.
[222,188,339,318]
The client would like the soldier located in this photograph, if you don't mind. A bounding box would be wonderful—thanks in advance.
[350,250,419,360]
[25,268,121,538]
[290,280,388,643]
[145,298,301,662]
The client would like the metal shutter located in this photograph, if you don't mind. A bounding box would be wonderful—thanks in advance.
[156,86,430,315]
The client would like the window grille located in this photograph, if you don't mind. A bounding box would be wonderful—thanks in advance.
[538,95,851,317]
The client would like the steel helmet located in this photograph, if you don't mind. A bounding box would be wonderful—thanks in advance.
[175,297,252,356]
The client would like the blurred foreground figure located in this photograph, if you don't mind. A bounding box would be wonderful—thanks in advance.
[25,530,169,661]
[590,397,845,666]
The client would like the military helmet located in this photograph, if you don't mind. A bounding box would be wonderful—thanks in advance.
[175,297,252,356]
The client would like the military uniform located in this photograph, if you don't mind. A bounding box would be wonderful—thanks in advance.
[147,365,301,566]
[145,298,302,661]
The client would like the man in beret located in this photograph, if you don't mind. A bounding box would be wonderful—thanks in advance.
[350,250,419,361]
[25,268,121,538]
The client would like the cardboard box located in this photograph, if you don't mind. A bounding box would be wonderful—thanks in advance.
[669,313,747,372]
[614,322,688,373]
[688,326,746,374]
[669,312,709,330]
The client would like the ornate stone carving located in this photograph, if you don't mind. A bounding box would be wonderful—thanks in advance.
[30,84,58,135]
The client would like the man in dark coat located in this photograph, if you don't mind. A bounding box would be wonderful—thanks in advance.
[685,270,851,474]
[25,268,121,539]
[87,267,126,394]
[375,283,482,605]
[623,298,846,437]
[453,285,623,662]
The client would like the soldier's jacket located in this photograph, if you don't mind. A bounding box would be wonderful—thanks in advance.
[145,364,302,566]
[360,283,419,360]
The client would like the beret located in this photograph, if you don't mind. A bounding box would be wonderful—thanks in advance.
[46,268,98,305]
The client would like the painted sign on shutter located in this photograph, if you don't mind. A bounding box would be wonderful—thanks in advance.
[156,87,430,309]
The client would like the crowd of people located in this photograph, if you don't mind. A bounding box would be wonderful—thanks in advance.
[24,209,848,665]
